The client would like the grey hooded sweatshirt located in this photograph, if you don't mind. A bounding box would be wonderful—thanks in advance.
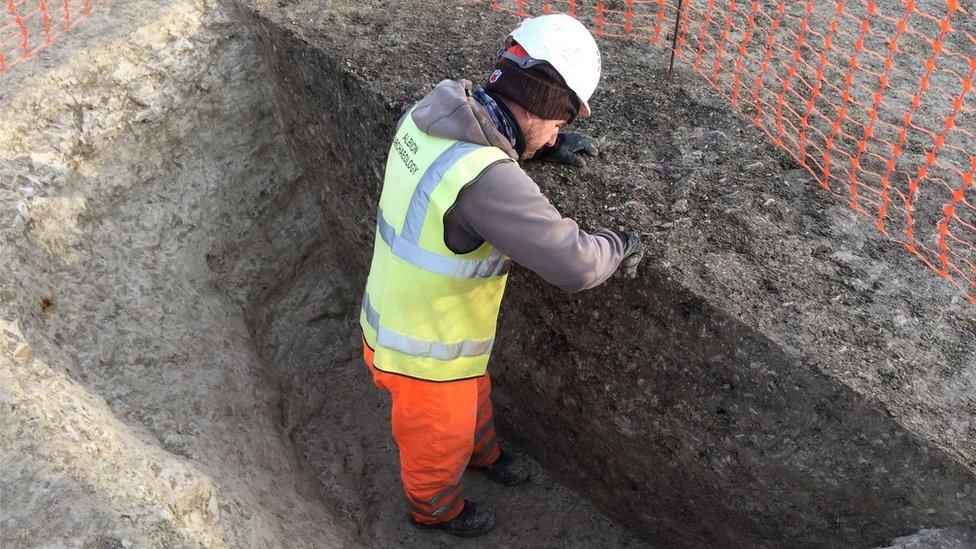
[407,79,625,293]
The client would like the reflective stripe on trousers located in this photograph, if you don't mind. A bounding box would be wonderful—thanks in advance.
[471,394,499,466]
[407,485,463,520]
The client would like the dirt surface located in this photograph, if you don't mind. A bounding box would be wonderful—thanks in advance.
[2,0,974,546]
[1,0,643,546]
[498,0,976,298]
[0,1,357,546]
[245,0,974,546]
[881,527,976,548]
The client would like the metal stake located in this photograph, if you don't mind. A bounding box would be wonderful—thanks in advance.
[668,0,684,79]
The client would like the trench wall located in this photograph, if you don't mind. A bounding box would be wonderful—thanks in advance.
[2,0,973,546]
[242,3,976,547]
[0,1,357,546]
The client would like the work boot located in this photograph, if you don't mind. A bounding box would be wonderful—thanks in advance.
[410,499,495,538]
[476,450,531,486]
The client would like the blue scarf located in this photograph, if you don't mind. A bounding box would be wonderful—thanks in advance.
[473,87,523,155]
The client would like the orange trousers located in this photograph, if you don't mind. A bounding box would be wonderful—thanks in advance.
[363,339,501,524]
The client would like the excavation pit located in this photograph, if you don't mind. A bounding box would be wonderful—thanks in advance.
[2,1,974,547]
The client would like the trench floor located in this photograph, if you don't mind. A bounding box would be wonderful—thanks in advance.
[290,350,649,547]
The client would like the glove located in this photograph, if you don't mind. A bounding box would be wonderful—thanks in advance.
[534,132,599,167]
[611,230,644,279]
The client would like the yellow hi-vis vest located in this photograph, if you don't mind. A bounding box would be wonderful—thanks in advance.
[360,112,515,381]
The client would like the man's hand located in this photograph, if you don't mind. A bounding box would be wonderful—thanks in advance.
[611,230,644,279]
[536,132,599,167]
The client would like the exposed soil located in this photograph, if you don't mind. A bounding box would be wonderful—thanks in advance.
[0,0,641,546]
[245,0,975,545]
[2,0,973,547]
[2,1,356,546]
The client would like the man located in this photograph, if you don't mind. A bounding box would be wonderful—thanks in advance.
[359,14,643,538]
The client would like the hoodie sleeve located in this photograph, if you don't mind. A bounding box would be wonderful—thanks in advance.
[447,161,625,293]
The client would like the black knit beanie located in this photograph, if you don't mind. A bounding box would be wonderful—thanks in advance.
[485,55,580,122]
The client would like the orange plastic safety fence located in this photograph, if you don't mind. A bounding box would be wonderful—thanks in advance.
[492,0,679,43]
[1,0,98,75]
[490,0,975,305]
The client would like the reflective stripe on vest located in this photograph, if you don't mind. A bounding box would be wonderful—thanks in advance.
[362,293,494,360]
[375,206,510,278]
[360,110,513,381]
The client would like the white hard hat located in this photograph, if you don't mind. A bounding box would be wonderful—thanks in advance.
[506,14,601,117]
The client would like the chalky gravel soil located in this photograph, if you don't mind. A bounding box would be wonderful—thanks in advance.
[1,0,973,547]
